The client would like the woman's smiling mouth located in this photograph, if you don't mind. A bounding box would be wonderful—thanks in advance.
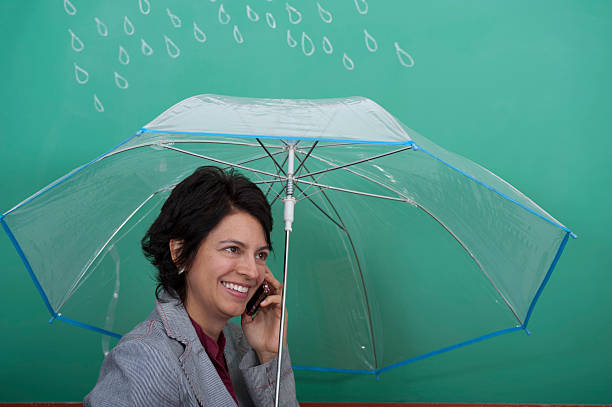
[221,281,249,295]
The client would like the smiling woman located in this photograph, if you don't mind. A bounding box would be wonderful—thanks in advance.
[84,166,298,407]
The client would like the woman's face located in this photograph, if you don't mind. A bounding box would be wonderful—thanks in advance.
[183,210,270,329]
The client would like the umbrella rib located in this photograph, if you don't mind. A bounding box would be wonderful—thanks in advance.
[269,185,287,207]
[289,153,345,229]
[293,154,380,370]
[293,183,344,230]
[296,146,412,179]
[101,140,283,161]
[223,149,286,170]
[295,151,412,203]
[160,145,285,180]
[305,153,523,325]
[253,179,287,185]
[265,155,288,199]
[256,138,287,176]
[305,153,415,202]
[294,171,330,203]
[254,140,322,208]
[300,142,363,149]
[294,179,411,202]
[293,141,318,177]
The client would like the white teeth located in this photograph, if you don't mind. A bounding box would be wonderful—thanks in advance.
[222,281,248,293]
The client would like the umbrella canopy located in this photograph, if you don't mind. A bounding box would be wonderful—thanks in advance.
[1,94,574,373]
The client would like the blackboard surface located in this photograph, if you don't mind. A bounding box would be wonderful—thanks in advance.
[1,1,610,403]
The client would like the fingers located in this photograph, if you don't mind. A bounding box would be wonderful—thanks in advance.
[260,293,281,308]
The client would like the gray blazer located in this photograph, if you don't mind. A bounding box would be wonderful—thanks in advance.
[84,291,298,406]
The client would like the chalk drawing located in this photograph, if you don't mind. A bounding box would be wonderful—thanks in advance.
[246,5,260,22]
[233,25,244,44]
[301,32,315,56]
[266,12,277,29]
[193,22,207,43]
[166,8,182,28]
[286,3,302,24]
[123,16,135,35]
[68,29,84,52]
[364,29,377,52]
[164,35,181,58]
[317,2,333,23]
[139,0,151,15]
[218,4,231,24]
[114,72,129,89]
[118,45,130,65]
[286,30,297,48]
[354,0,368,15]
[394,41,415,67]
[141,38,154,55]
[94,94,104,112]
[322,36,333,54]
[74,62,89,84]
[64,0,77,16]
[342,53,355,70]
[94,17,109,37]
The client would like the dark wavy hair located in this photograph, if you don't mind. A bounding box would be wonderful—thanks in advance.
[141,166,273,302]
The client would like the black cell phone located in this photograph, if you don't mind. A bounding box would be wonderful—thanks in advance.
[246,280,272,316]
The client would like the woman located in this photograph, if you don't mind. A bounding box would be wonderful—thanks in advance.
[85,166,298,406]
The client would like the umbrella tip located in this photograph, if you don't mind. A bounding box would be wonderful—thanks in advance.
[48,312,61,325]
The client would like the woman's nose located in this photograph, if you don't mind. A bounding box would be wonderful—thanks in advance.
[237,255,259,279]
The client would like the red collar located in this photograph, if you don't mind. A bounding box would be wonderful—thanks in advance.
[188,315,238,404]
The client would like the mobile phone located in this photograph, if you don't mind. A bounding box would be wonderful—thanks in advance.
[246,280,273,316]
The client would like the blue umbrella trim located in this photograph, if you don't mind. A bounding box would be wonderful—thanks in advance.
[52,314,122,339]
[1,216,55,317]
[293,325,523,376]
[522,231,571,329]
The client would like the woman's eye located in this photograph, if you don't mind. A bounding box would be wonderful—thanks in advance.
[256,252,268,261]
[224,246,239,254]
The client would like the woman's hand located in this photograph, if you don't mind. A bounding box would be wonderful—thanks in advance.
[241,266,287,364]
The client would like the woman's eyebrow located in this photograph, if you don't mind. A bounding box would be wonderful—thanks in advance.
[219,240,269,252]
[219,239,246,247]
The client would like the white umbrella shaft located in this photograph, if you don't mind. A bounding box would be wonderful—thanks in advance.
[274,230,291,407]
[274,143,296,407]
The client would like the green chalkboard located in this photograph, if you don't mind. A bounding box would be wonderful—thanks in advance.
[1,0,611,403]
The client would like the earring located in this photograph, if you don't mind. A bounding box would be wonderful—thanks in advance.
[178,267,185,275]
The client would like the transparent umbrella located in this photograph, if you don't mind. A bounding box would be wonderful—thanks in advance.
[1,95,575,405]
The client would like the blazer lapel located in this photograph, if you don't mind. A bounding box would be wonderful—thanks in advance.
[155,294,237,407]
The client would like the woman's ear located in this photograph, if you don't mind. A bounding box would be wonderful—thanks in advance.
[169,239,184,264]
